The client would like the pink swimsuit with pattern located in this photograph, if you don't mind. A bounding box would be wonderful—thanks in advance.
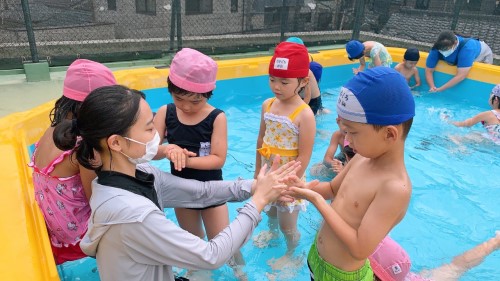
[29,142,90,249]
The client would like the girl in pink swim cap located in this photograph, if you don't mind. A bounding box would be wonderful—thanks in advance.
[29,59,116,265]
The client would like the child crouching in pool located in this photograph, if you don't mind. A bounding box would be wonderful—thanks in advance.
[285,67,415,280]
[254,41,316,255]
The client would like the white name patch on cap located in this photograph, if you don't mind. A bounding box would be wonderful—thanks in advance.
[274,58,289,70]
[336,87,367,123]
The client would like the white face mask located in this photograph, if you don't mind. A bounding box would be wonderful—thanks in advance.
[121,131,160,164]
[439,43,458,58]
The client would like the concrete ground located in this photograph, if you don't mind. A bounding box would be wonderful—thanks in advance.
[0,44,345,118]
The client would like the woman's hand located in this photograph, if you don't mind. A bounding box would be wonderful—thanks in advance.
[251,155,301,212]
[163,144,196,171]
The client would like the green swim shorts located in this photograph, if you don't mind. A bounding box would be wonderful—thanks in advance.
[307,237,373,281]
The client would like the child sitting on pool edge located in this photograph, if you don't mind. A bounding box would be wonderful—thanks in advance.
[285,67,415,281]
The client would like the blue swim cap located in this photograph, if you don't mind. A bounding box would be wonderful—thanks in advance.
[404,48,420,61]
[309,61,323,83]
[346,40,364,60]
[337,67,415,125]
[286,37,304,45]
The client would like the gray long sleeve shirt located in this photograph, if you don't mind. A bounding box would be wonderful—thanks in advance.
[80,164,258,281]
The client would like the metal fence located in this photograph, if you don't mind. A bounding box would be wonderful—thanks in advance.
[1,0,499,69]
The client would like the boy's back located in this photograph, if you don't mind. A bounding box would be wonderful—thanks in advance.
[299,67,415,280]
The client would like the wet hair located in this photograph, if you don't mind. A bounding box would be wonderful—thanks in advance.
[432,31,457,50]
[167,76,213,99]
[49,96,82,127]
[371,118,414,140]
[492,95,500,109]
[53,85,146,170]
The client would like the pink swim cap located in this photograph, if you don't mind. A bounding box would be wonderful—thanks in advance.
[168,48,218,93]
[369,236,412,281]
[63,59,117,102]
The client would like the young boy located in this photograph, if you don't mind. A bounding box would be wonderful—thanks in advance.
[395,48,421,89]
[287,67,415,280]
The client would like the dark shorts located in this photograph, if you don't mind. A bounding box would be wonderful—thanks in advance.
[187,202,226,211]
[309,96,323,115]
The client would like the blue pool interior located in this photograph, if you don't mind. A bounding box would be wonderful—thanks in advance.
[57,64,499,280]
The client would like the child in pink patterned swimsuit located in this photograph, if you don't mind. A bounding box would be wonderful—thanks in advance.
[29,59,116,264]
[452,84,500,145]
[254,42,316,253]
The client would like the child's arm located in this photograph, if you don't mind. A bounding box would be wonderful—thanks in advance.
[353,57,366,75]
[254,101,268,179]
[411,67,421,89]
[184,113,228,170]
[295,108,316,178]
[452,111,489,127]
[79,165,97,201]
[153,105,169,160]
[323,131,341,168]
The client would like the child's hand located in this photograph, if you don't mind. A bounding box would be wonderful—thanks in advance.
[352,68,360,75]
[164,144,196,171]
[331,159,344,174]
[252,156,301,212]
[285,180,321,203]
[429,86,440,93]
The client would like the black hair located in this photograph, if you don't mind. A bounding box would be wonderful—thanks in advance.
[49,96,82,127]
[167,76,213,99]
[53,85,146,170]
[344,145,356,160]
[372,118,414,140]
[295,77,308,95]
[492,95,500,109]
[432,31,457,50]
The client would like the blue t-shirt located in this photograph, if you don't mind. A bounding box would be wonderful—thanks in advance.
[426,36,481,68]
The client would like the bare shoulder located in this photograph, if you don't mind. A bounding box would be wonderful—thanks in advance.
[380,172,412,200]
[394,63,403,71]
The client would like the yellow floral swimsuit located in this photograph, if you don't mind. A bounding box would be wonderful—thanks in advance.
[258,98,309,213]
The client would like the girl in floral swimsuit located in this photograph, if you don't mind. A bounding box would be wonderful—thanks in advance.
[255,42,316,253]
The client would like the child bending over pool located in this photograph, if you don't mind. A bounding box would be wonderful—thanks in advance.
[451,84,500,145]
[285,67,415,281]
[29,59,116,265]
[346,40,393,75]
[254,41,316,254]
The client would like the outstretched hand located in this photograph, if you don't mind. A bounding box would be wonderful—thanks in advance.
[252,155,301,212]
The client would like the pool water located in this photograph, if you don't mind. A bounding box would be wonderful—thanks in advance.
[58,65,499,280]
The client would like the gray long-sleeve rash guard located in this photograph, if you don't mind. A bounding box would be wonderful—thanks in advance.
[80,164,258,281]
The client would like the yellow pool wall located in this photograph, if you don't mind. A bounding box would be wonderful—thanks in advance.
[0,48,499,281]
